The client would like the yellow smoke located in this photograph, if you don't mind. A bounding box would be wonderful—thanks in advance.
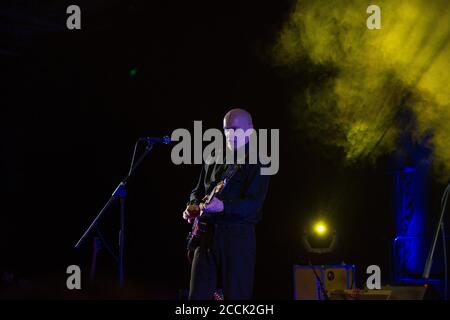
[273,0,450,181]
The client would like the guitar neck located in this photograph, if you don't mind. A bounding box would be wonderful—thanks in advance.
[203,165,239,204]
[205,180,224,204]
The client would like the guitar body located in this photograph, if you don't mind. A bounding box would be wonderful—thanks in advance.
[186,165,240,263]
[186,181,225,262]
[186,214,209,261]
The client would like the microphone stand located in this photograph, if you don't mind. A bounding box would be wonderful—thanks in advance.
[75,140,155,288]
[422,182,450,300]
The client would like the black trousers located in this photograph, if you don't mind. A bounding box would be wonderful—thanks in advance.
[188,224,256,300]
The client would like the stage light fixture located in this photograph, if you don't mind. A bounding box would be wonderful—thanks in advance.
[303,219,336,254]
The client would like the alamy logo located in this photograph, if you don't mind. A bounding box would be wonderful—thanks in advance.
[366,5,381,30]
[66,5,81,30]
[366,265,381,289]
[66,265,81,290]
[170,121,279,176]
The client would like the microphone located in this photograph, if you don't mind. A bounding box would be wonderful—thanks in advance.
[139,136,171,144]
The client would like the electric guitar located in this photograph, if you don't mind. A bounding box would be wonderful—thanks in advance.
[186,164,240,262]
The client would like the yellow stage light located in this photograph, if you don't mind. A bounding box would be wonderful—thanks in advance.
[313,221,328,236]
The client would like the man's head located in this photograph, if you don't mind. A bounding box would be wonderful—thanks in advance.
[223,108,254,150]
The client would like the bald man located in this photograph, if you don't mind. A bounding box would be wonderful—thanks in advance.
[183,108,270,300]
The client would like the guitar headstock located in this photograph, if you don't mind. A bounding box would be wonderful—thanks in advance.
[214,179,226,193]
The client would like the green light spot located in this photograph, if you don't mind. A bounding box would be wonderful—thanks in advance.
[129,68,137,77]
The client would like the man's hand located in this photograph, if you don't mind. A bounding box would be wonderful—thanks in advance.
[183,204,200,223]
[202,197,224,213]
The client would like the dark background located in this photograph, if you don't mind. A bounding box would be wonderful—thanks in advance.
[0,0,445,299]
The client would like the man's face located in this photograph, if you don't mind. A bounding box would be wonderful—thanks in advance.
[223,114,253,150]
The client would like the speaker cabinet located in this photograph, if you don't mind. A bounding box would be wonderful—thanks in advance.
[293,264,356,300]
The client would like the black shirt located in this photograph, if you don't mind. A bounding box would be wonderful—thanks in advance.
[188,144,270,224]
